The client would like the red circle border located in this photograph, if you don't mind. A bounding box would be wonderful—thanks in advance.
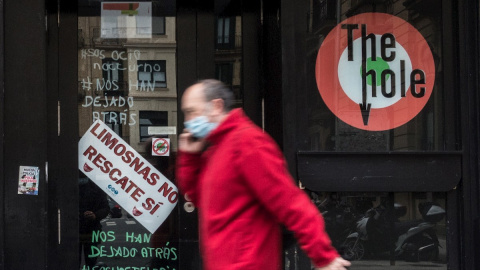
[315,13,435,131]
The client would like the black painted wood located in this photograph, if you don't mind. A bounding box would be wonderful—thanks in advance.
[177,1,202,269]
[4,0,48,268]
[0,0,4,267]
[48,0,80,269]
[242,0,262,126]
[458,0,480,268]
[298,152,461,192]
[196,0,215,80]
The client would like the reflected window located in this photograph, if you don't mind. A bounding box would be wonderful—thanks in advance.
[139,111,168,141]
[301,1,454,152]
[137,60,167,88]
[152,16,166,35]
[102,58,123,82]
[308,191,446,268]
[102,58,124,96]
[215,62,233,87]
[104,111,122,137]
[216,17,235,49]
[78,0,178,269]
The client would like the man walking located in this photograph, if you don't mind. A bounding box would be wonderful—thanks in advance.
[177,79,351,270]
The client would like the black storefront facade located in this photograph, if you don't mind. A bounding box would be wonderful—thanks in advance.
[0,0,479,269]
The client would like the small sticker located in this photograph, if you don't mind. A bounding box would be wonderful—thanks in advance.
[18,166,40,195]
[152,138,170,156]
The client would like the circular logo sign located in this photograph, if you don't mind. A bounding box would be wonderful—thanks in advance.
[315,13,435,131]
[152,138,170,156]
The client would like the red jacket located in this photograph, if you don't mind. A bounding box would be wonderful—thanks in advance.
[177,109,338,270]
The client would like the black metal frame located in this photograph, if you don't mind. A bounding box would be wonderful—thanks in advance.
[0,0,4,267]
[177,0,262,269]
[458,0,480,269]
[47,0,79,269]
[297,152,461,192]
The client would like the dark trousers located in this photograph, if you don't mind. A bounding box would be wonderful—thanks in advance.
[79,233,98,269]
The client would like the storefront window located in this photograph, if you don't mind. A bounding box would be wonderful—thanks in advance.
[308,191,447,268]
[300,1,453,268]
[78,1,178,269]
[304,1,455,152]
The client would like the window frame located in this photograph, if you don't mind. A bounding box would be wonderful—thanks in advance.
[215,16,236,49]
[137,60,167,88]
[139,110,168,142]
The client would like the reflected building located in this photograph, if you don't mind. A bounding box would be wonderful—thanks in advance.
[212,0,245,109]
[214,14,243,108]
[78,12,178,155]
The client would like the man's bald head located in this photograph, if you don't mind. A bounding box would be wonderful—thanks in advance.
[198,79,234,112]
[181,79,234,123]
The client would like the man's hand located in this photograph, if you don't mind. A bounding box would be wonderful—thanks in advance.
[179,131,207,153]
[315,257,351,270]
[83,211,96,220]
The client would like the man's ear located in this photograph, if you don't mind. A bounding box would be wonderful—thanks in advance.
[211,98,225,114]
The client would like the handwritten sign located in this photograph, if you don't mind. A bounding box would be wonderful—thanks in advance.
[81,230,178,270]
[87,231,177,259]
[80,49,163,126]
[79,120,178,233]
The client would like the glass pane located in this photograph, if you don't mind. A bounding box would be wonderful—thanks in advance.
[153,72,165,82]
[223,18,230,43]
[215,1,243,108]
[138,72,150,82]
[217,18,224,43]
[139,111,168,142]
[303,1,458,152]
[302,1,452,268]
[112,69,119,82]
[152,16,165,35]
[308,191,447,269]
[78,1,178,269]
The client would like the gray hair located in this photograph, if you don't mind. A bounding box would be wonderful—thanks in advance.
[198,79,234,112]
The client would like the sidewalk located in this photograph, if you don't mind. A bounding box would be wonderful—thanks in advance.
[348,238,447,270]
[350,260,446,270]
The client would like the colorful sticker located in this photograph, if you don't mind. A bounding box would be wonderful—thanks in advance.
[152,138,170,156]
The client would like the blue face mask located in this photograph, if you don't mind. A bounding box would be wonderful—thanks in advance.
[184,115,218,139]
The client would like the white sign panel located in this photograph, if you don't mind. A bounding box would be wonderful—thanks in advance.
[148,126,177,135]
[79,120,178,233]
[101,2,152,39]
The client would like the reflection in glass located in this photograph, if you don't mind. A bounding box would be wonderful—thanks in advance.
[308,191,447,269]
[79,171,110,268]
[137,60,167,88]
[215,0,243,108]
[139,111,168,142]
[304,0,454,152]
[78,0,178,269]
[105,112,122,136]
[304,3,452,265]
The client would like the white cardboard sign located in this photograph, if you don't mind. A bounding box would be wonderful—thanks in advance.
[79,120,178,233]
